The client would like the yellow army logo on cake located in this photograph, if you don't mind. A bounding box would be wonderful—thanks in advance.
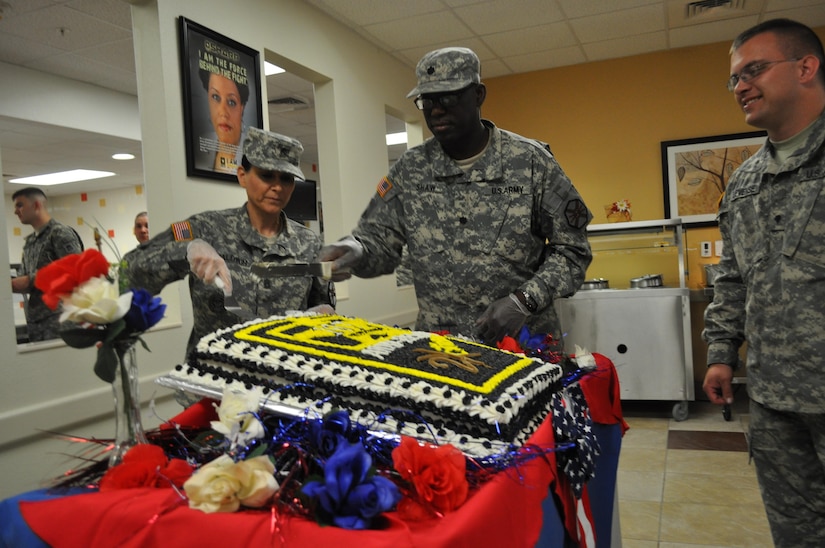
[231,314,537,395]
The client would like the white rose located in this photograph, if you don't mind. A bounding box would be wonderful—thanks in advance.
[184,454,278,513]
[211,388,265,448]
[235,456,279,508]
[184,455,243,513]
[59,276,132,324]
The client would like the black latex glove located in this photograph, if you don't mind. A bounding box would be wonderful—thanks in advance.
[475,293,530,345]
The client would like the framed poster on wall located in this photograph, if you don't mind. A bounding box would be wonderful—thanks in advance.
[179,17,263,182]
[661,131,766,227]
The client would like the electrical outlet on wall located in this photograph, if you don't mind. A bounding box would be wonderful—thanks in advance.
[715,240,724,257]
[700,241,712,257]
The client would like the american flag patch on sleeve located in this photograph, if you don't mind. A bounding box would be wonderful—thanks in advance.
[377,176,393,198]
[171,221,193,241]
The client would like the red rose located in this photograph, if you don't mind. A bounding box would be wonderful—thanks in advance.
[496,335,523,354]
[391,436,468,519]
[35,249,111,310]
[99,443,193,491]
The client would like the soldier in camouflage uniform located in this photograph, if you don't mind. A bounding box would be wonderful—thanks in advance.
[319,47,592,344]
[10,187,84,342]
[702,19,825,546]
[125,128,334,357]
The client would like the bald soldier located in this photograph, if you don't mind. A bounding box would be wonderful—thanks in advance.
[125,128,334,356]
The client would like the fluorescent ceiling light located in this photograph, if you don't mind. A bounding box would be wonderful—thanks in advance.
[265,62,285,76]
[386,132,408,146]
[112,153,134,160]
[9,169,115,186]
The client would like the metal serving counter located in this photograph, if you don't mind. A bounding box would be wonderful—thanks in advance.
[556,219,695,420]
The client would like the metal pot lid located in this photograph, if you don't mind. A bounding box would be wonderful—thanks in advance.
[581,278,609,290]
[630,274,664,288]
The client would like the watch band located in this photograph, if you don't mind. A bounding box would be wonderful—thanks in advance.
[514,290,538,313]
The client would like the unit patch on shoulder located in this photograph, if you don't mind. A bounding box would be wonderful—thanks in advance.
[377,176,393,198]
[171,220,194,241]
[564,199,590,229]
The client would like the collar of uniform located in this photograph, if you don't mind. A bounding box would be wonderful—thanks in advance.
[430,119,503,182]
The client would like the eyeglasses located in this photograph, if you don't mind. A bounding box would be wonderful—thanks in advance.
[413,86,474,110]
[726,58,799,92]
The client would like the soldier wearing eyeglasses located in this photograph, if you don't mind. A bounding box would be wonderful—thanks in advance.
[702,19,825,547]
[319,47,593,345]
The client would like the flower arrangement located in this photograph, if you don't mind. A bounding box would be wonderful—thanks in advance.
[34,248,166,383]
[604,198,632,223]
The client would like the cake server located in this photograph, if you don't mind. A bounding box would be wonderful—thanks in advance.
[251,261,333,280]
[215,277,256,321]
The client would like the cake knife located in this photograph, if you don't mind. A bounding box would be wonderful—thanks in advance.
[251,262,333,280]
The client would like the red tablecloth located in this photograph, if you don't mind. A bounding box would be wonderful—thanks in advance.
[19,354,625,548]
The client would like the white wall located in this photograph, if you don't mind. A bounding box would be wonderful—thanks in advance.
[0,0,422,498]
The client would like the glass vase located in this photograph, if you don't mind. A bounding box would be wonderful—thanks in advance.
[109,340,148,467]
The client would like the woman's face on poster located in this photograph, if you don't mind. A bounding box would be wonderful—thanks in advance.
[207,72,244,145]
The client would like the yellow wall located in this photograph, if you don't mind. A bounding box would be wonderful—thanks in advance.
[484,27,825,290]
[482,27,825,384]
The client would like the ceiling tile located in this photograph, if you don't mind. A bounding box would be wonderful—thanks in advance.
[583,31,668,62]
[504,46,588,74]
[454,0,565,35]
[669,17,758,49]
[570,4,666,43]
[483,21,578,57]
[304,0,447,26]
[362,11,473,51]
[557,0,662,19]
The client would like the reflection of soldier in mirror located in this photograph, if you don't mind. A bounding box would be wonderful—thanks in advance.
[133,211,149,245]
[10,187,84,342]
[195,69,249,174]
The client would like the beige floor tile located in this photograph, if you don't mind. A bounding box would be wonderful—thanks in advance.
[621,539,658,548]
[618,500,661,541]
[618,469,664,502]
[662,471,762,506]
[659,501,772,547]
[625,416,671,431]
[667,411,745,433]
[618,446,667,473]
[664,449,755,477]
[659,542,729,548]
[623,427,669,449]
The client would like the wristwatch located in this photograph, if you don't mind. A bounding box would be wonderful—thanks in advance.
[514,290,538,313]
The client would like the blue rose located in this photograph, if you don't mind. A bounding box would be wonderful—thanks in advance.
[302,442,400,529]
[310,410,353,458]
[123,288,166,332]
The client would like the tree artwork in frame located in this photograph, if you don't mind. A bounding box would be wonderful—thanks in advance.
[179,17,263,182]
[661,131,767,227]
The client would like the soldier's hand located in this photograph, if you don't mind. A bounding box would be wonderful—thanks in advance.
[703,363,734,405]
[186,239,232,294]
[475,294,530,345]
[316,236,364,282]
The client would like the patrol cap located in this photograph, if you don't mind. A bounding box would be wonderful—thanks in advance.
[406,47,481,98]
[240,127,305,181]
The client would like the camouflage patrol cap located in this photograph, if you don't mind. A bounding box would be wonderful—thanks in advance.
[406,47,481,98]
[240,127,305,180]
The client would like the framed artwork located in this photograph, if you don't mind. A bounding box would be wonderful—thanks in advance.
[661,131,766,226]
[179,17,263,182]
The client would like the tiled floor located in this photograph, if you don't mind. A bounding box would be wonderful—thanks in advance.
[616,395,773,548]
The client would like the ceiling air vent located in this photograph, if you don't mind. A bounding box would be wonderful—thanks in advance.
[685,0,745,18]
[267,95,310,113]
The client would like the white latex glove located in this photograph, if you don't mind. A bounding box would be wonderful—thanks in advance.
[186,239,232,295]
[316,236,364,282]
[306,304,336,315]
[475,294,530,345]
